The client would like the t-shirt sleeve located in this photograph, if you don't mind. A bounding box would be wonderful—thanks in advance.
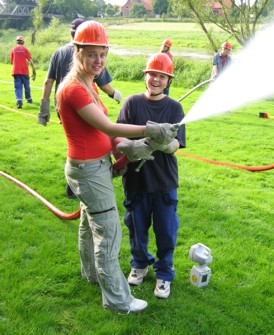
[213,53,218,65]
[25,49,32,61]
[63,82,93,111]
[95,68,112,87]
[47,52,58,79]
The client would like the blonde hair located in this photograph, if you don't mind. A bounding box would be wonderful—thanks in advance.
[56,46,100,111]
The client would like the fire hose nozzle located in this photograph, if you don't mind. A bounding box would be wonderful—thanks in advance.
[135,123,181,173]
[171,123,180,131]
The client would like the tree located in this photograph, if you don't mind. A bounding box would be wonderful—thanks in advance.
[130,3,147,17]
[153,0,169,15]
[105,4,118,17]
[47,0,102,19]
[169,0,272,51]
[31,0,46,45]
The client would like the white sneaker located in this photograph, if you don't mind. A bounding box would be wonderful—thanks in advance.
[127,298,148,313]
[154,279,171,299]
[128,267,148,286]
[107,298,148,314]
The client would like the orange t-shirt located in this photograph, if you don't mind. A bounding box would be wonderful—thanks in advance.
[59,81,112,160]
[10,45,32,76]
[166,52,173,61]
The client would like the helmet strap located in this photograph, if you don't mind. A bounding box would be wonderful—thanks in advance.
[145,84,164,97]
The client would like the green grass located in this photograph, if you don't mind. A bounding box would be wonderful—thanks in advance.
[0,63,273,335]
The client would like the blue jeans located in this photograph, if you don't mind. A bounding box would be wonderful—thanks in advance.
[65,155,133,310]
[13,75,32,103]
[124,189,179,282]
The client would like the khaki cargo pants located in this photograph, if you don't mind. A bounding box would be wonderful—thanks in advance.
[65,155,133,310]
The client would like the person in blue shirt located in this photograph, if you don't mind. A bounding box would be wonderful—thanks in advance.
[212,42,232,79]
[115,53,186,299]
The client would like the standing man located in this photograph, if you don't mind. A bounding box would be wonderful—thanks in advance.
[212,42,232,79]
[115,53,186,299]
[38,18,122,127]
[10,36,36,109]
[160,39,173,95]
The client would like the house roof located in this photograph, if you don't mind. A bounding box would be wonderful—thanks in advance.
[142,0,152,10]
[208,0,232,9]
[120,0,152,10]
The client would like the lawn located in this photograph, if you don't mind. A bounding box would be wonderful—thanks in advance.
[0,58,273,335]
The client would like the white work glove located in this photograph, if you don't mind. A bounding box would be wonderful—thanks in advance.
[144,121,178,144]
[147,138,179,154]
[109,89,122,103]
[116,138,154,162]
[38,99,50,126]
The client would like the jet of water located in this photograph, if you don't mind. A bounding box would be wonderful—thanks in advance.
[181,22,274,125]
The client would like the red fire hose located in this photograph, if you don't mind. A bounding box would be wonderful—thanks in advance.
[176,152,274,172]
[0,171,80,220]
[1,153,274,222]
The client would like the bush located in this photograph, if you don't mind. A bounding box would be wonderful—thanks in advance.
[107,54,147,81]
[173,57,211,88]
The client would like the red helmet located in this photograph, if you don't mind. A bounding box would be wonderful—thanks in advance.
[222,42,232,50]
[162,39,172,48]
[16,36,24,41]
[144,53,174,77]
[73,20,109,46]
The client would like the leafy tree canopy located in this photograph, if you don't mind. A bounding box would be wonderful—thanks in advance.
[130,3,147,18]
[153,0,168,15]
[169,0,273,51]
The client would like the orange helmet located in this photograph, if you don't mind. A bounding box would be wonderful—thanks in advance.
[73,20,109,47]
[16,36,24,41]
[162,39,172,48]
[222,42,232,50]
[144,53,174,77]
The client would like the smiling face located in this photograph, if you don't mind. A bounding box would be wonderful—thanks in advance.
[221,46,231,57]
[80,45,108,77]
[145,71,170,98]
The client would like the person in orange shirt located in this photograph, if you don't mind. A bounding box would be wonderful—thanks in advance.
[55,20,178,313]
[10,36,36,109]
[160,39,173,95]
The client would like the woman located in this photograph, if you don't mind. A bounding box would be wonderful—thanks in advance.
[56,20,177,313]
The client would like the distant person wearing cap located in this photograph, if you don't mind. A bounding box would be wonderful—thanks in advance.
[10,36,36,109]
[160,39,173,95]
[38,18,122,199]
[38,18,122,126]
[212,42,232,79]
[115,53,186,299]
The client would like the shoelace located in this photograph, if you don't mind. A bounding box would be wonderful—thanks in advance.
[158,281,167,290]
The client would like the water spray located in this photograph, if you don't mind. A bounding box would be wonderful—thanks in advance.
[181,22,274,125]
[136,22,274,172]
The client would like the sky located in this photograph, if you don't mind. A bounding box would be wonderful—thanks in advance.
[104,0,126,6]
